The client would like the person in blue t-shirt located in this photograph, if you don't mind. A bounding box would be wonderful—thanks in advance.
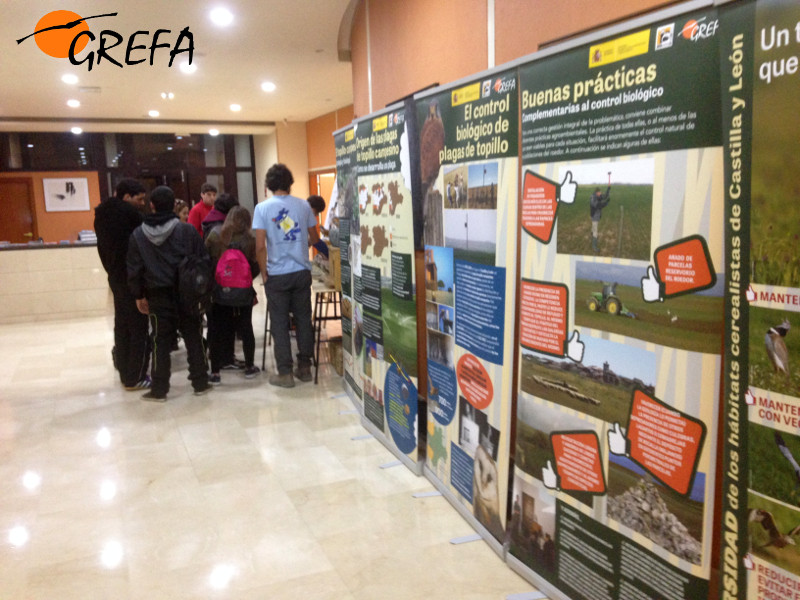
[253,164,320,387]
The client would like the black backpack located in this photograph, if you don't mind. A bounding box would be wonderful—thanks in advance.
[177,253,214,316]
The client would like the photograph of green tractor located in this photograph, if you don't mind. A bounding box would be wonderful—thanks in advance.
[587,282,636,318]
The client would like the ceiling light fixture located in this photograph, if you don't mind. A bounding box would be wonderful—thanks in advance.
[209,129,220,137]
[67,99,80,108]
[180,61,197,74]
[209,7,234,27]
[148,110,160,118]
[71,127,83,135]
[161,92,175,100]
[229,104,241,112]
[261,81,276,93]
[61,74,79,85]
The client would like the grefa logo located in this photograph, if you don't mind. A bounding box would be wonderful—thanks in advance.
[493,77,516,94]
[681,16,719,42]
[17,10,194,71]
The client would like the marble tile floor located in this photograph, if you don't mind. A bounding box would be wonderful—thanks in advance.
[0,314,540,599]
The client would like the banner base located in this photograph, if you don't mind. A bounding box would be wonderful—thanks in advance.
[360,417,423,476]
[506,554,570,600]
[423,464,505,559]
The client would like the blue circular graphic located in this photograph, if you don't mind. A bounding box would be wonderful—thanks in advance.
[384,363,418,454]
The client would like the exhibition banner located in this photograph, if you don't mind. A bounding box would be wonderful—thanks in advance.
[416,68,519,546]
[509,7,724,599]
[353,107,421,466]
[334,125,362,407]
[719,1,800,598]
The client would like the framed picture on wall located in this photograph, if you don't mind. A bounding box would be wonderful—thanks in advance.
[43,177,90,212]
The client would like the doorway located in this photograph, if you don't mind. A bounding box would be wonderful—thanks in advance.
[136,170,189,204]
[0,178,36,243]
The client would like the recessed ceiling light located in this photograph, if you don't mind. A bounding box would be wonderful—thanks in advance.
[209,129,220,137]
[180,61,197,74]
[209,7,234,27]
[261,81,276,93]
[61,74,78,85]
[67,99,80,108]
[161,92,175,100]
[71,127,83,135]
[229,104,241,112]
[148,110,160,118]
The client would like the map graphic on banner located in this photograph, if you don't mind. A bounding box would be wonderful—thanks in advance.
[334,126,362,407]
[417,69,518,544]
[354,108,420,462]
[510,8,724,599]
[719,1,800,599]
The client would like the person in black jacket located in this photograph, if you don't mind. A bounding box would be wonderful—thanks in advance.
[589,186,611,254]
[127,186,211,401]
[94,179,151,390]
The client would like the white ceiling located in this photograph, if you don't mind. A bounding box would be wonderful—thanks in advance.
[0,1,355,133]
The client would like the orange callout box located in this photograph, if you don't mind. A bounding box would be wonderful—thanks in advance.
[625,390,706,495]
[456,353,493,410]
[519,280,584,362]
[521,170,577,244]
[550,432,606,494]
[641,235,716,302]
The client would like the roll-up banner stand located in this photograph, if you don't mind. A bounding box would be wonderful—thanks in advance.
[334,123,363,410]
[352,105,423,473]
[719,1,800,599]
[506,1,724,598]
[414,65,519,555]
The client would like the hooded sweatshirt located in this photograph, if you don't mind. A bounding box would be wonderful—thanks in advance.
[127,212,209,299]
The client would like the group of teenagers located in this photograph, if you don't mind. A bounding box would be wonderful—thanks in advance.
[94,163,326,401]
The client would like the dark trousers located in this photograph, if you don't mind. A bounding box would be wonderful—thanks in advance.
[265,270,313,375]
[111,282,150,386]
[147,288,208,396]
[208,303,255,372]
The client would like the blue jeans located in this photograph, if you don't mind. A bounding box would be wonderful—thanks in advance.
[265,270,314,374]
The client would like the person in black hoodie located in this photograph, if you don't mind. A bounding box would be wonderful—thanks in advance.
[127,186,211,401]
[94,179,151,390]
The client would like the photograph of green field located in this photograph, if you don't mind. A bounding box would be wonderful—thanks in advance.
[749,307,799,397]
[519,334,655,425]
[553,158,654,260]
[750,2,800,287]
[749,422,800,507]
[557,184,653,260]
[445,208,497,267]
[575,262,724,354]
[515,400,595,507]
[380,287,418,378]
[748,492,800,576]
[607,458,704,565]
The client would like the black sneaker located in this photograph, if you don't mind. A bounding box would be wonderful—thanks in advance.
[194,382,213,396]
[125,376,152,391]
[221,359,245,370]
[142,390,166,402]
[209,373,221,385]
[244,366,260,379]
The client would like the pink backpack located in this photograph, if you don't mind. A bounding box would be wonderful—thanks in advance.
[213,247,253,306]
